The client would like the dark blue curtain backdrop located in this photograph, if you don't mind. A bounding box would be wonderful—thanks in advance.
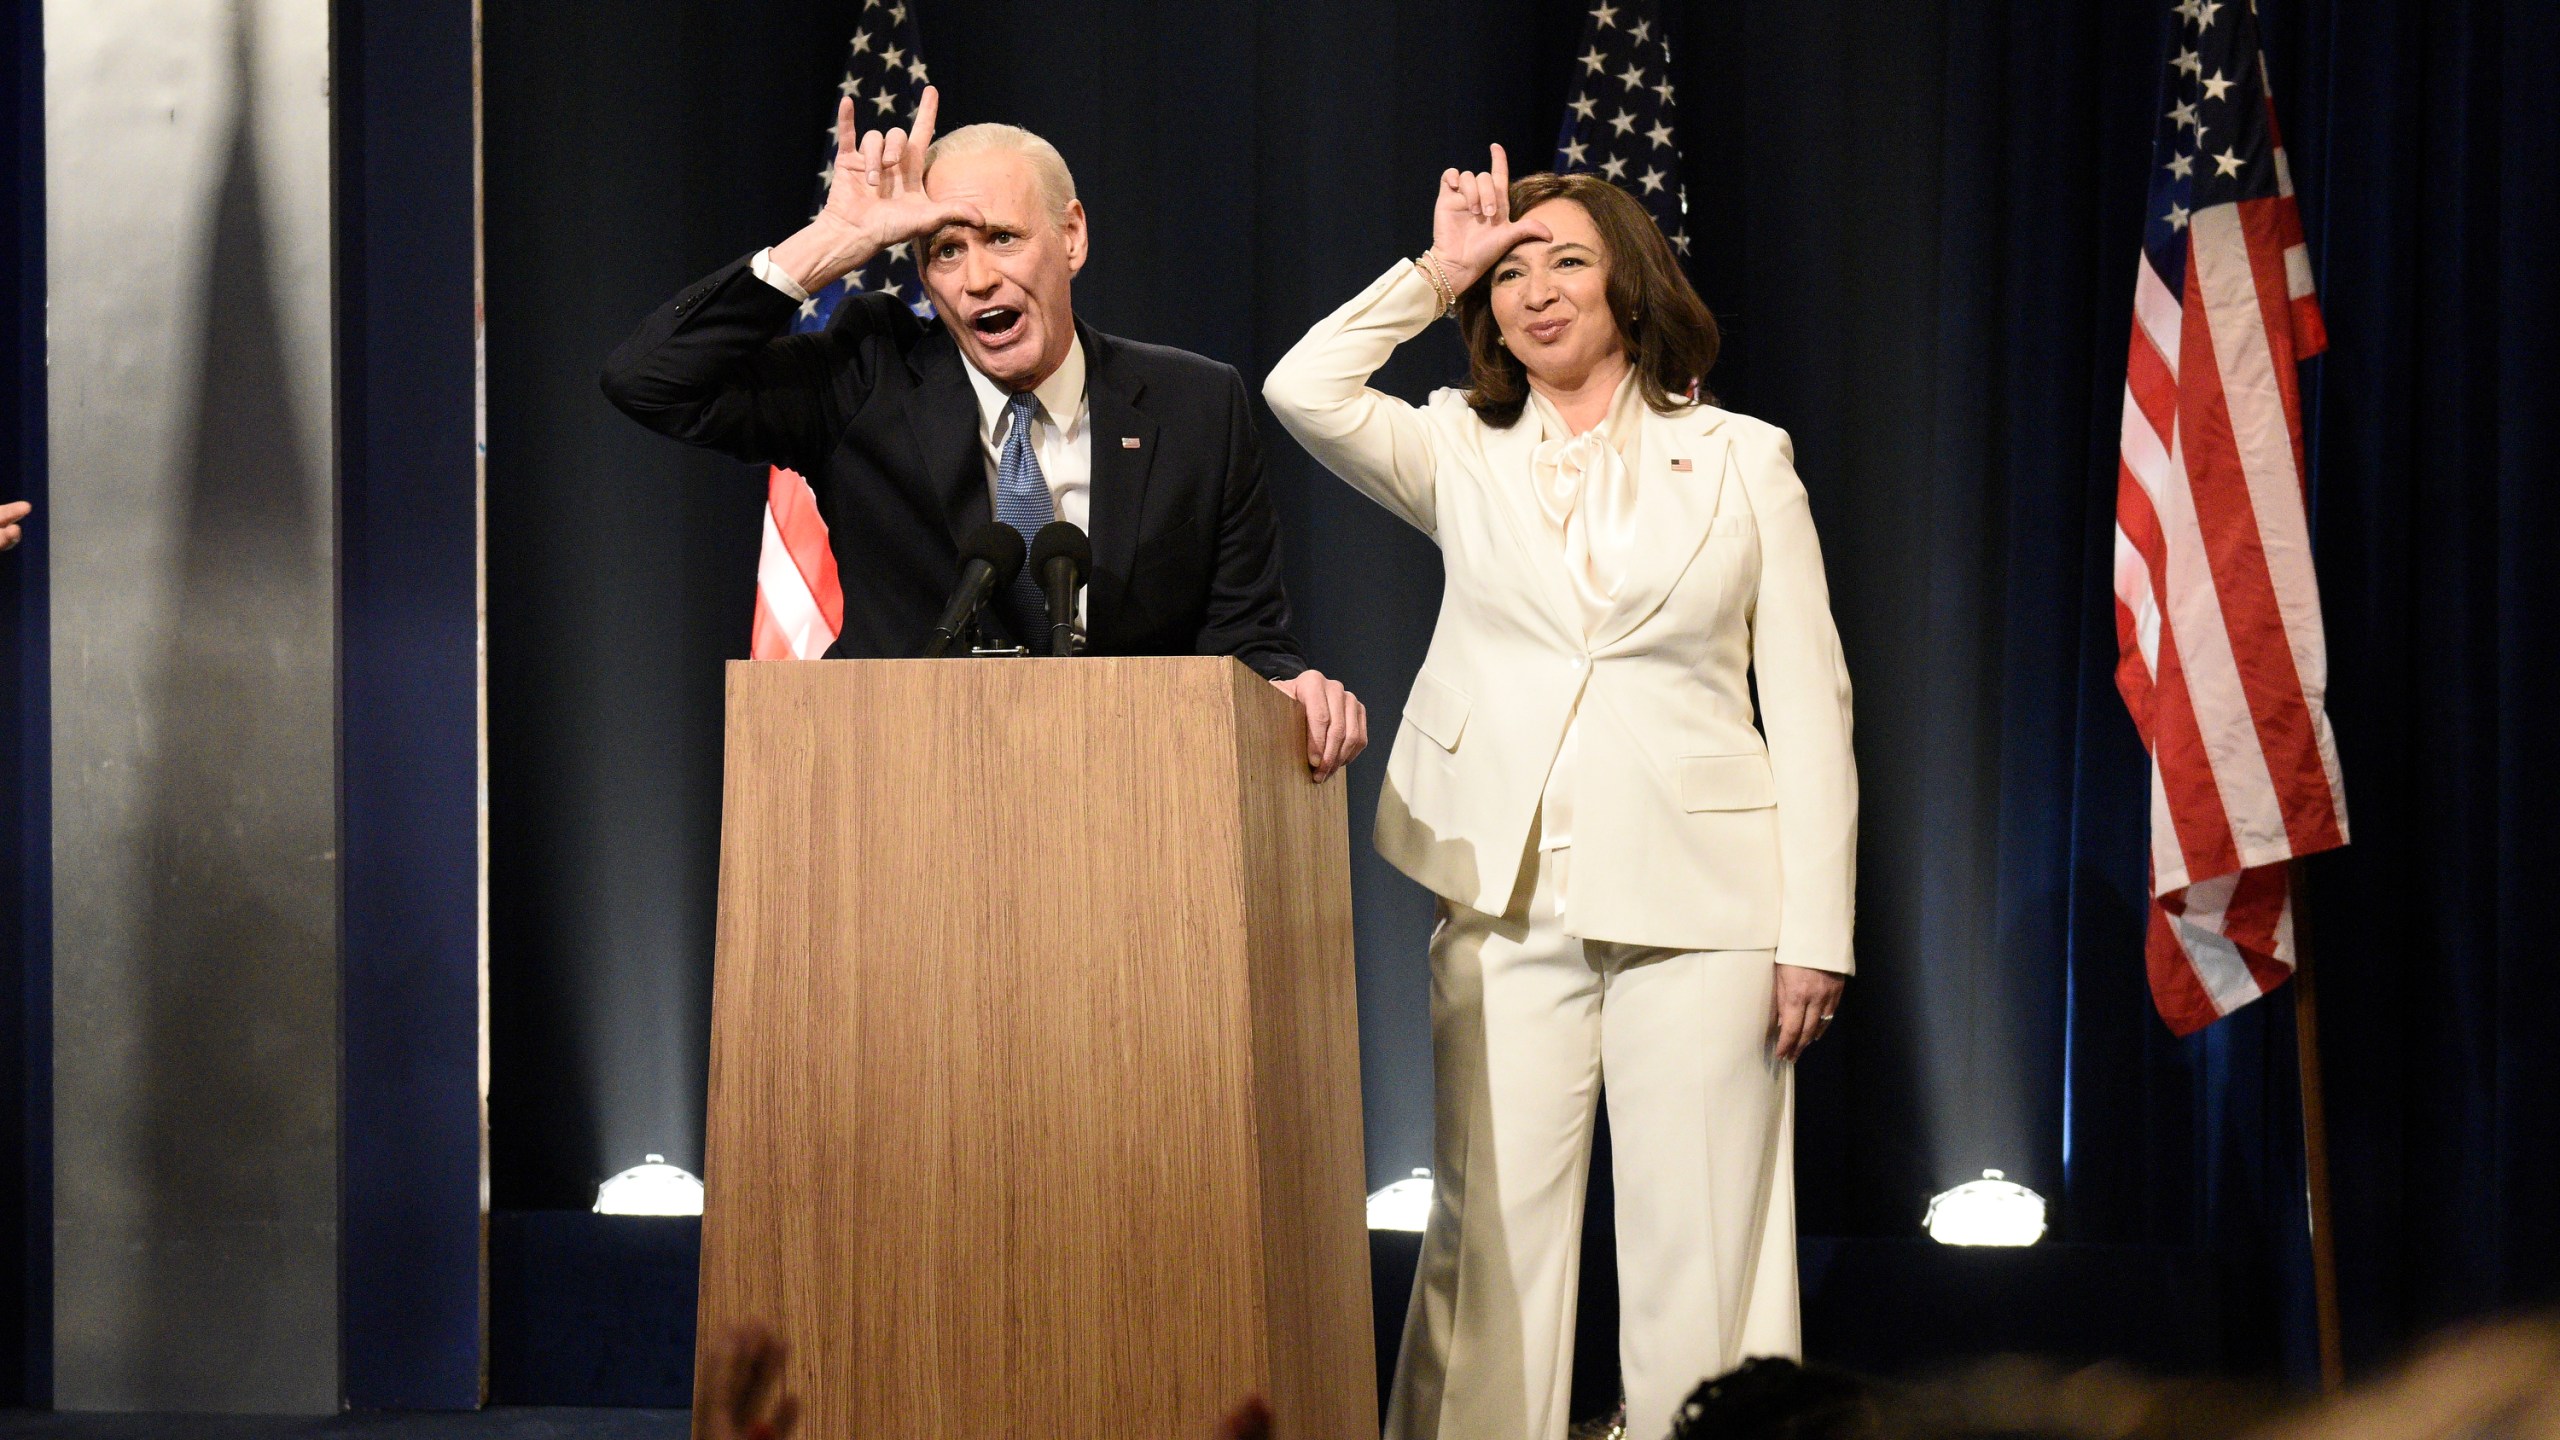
[2265,0,2560,1367]
[333,0,485,1407]
[1683,0,2325,1371]
[2,0,50,1406]
[1694,0,2560,1371]
[476,0,2559,1380]
[483,0,848,1212]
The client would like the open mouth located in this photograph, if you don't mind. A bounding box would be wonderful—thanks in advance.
[968,306,1026,346]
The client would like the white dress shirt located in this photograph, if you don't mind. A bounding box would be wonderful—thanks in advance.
[958,335,1092,535]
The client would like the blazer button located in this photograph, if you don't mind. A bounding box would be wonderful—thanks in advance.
[1570,655,1587,670]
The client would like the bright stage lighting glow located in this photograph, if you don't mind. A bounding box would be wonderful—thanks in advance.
[1923,1169,2047,1246]
[1367,1169,1434,1232]
[594,1153,705,1217]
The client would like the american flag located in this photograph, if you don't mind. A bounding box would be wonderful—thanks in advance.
[751,0,935,661]
[2112,0,2347,1035]
[1553,0,1688,259]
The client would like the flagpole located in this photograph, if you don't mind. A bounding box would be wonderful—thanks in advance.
[2290,856,2344,1391]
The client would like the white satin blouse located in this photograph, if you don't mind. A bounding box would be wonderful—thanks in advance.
[1527,372,1647,860]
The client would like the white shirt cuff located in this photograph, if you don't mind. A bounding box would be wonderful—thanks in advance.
[750,247,812,304]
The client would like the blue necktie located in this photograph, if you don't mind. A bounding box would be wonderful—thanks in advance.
[993,391,1056,645]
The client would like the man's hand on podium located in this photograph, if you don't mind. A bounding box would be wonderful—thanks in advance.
[1275,669,1368,781]
[701,1322,801,1440]
[0,500,27,551]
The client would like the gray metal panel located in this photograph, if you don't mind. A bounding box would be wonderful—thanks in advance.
[46,0,337,1412]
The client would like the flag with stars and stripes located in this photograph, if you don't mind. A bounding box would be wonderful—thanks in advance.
[2112,0,2345,1035]
[751,0,935,661]
[1553,0,1689,260]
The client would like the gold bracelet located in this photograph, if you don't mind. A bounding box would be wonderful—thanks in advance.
[1412,255,1447,315]
[1417,251,1457,318]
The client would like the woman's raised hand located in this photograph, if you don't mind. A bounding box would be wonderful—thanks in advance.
[1430,143,1552,290]
[821,85,982,252]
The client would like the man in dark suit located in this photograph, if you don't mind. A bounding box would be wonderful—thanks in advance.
[603,88,1367,777]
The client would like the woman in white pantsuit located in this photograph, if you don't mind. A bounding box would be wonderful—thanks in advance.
[1263,152,1858,1440]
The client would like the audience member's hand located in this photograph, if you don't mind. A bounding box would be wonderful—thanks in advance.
[1215,1395,1274,1440]
[699,1322,800,1440]
[0,500,27,551]
[1275,669,1368,781]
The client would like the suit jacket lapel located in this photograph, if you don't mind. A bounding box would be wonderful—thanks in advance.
[1589,402,1732,649]
[1079,325,1157,645]
[906,326,993,548]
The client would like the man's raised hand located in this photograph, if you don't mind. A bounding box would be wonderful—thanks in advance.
[773,86,983,294]
[1428,143,1552,292]
[823,85,977,247]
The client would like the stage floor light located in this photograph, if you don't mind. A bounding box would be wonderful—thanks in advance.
[1367,1169,1434,1232]
[594,1154,706,1217]
[1923,1169,2047,1246]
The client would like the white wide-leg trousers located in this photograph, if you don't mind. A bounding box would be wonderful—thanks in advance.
[1382,850,1799,1440]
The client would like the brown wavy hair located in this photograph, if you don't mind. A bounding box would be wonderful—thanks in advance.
[1456,172,1719,428]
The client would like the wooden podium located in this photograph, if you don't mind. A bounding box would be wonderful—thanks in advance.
[694,657,1375,1438]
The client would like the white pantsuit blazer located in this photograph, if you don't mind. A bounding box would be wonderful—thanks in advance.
[1264,262,1858,972]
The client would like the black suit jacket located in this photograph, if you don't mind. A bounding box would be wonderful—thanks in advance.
[600,255,1308,679]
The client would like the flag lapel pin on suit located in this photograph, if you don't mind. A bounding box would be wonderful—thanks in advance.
[1121,437,1142,449]
[1670,457,1693,472]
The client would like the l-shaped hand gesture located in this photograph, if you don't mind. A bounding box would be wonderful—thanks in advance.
[1428,143,1554,292]
[773,85,984,293]
[819,85,980,253]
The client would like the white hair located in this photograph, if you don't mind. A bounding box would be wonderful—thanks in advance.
[924,123,1080,225]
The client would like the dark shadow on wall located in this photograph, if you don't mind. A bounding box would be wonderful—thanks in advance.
[107,3,335,1409]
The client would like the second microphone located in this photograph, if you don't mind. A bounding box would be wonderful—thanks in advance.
[1026,521,1091,658]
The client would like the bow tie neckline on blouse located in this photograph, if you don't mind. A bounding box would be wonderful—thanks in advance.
[1526,375,1648,639]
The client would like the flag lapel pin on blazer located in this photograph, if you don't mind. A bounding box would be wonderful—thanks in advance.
[1121,436,1142,449]
[1671,457,1693,471]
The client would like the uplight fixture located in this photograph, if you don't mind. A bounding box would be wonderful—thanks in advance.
[1923,1169,2047,1246]
[1366,1169,1434,1233]
[594,1154,706,1217]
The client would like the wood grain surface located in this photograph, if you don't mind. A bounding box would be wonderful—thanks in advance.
[693,657,1373,1439]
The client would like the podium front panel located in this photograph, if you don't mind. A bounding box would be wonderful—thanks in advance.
[696,657,1372,1438]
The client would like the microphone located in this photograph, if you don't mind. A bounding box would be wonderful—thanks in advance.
[1026,521,1092,658]
[919,522,1026,657]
